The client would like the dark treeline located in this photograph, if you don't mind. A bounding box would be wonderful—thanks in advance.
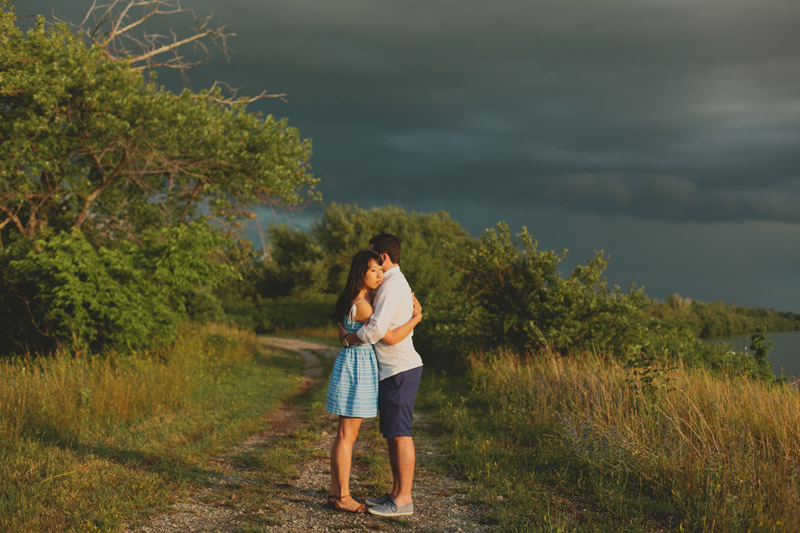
[223,203,791,380]
[649,295,800,338]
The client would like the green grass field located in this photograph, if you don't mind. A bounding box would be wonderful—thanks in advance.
[421,349,800,532]
[6,323,798,531]
[0,324,304,532]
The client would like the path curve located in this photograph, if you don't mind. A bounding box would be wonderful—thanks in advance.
[128,337,488,532]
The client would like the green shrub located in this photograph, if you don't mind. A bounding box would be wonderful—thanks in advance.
[434,222,644,358]
[235,203,472,343]
[0,224,236,354]
[255,294,337,332]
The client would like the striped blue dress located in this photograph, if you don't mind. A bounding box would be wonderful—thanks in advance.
[325,304,379,418]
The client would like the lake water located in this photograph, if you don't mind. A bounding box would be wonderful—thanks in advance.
[710,330,800,381]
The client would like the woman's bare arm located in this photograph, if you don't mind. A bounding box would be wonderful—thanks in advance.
[351,300,374,323]
[340,295,422,347]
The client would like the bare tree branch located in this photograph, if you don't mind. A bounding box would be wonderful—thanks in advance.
[17,295,51,339]
[201,81,287,105]
[178,181,204,223]
[56,1,290,104]
[128,28,215,66]
[110,2,181,43]
[72,0,234,78]
[79,0,101,28]
[0,203,26,236]
[74,150,129,229]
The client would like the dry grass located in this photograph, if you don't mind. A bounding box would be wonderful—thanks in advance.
[0,323,255,444]
[465,349,800,530]
[0,323,303,532]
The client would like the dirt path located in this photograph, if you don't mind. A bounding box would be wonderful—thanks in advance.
[128,337,488,532]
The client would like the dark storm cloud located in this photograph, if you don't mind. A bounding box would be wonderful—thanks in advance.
[14,0,800,309]
[21,0,800,224]
[134,0,800,225]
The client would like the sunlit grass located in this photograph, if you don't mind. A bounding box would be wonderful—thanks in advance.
[425,349,800,531]
[0,324,303,532]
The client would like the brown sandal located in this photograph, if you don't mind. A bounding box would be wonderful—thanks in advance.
[327,494,366,514]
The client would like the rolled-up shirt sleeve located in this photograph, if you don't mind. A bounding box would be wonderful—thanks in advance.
[356,282,400,345]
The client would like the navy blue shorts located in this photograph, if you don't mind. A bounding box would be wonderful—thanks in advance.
[378,366,423,438]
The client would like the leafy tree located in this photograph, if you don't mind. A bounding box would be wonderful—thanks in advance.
[439,222,645,357]
[259,224,326,298]
[309,203,471,298]
[749,324,774,380]
[252,202,472,302]
[0,222,235,353]
[0,2,317,352]
[0,3,317,246]
[237,203,472,332]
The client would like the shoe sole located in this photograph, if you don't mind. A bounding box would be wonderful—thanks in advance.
[367,508,413,517]
[367,507,414,517]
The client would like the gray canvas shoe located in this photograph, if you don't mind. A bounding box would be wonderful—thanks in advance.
[365,493,392,507]
[367,499,413,517]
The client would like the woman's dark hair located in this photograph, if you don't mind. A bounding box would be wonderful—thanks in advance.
[334,250,381,319]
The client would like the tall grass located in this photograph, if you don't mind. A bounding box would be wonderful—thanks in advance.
[0,323,302,532]
[0,324,252,444]
[429,349,800,531]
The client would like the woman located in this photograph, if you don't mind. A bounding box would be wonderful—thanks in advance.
[325,250,422,513]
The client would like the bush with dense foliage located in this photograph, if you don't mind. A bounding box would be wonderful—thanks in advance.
[245,205,787,377]
[233,203,473,332]
[438,222,644,355]
[0,3,316,353]
[421,222,744,373]
[0,223,237,353]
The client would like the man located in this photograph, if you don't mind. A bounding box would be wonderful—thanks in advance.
[339,233,423,517]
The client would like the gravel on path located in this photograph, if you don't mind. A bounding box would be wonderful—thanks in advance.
[126,337,489,532]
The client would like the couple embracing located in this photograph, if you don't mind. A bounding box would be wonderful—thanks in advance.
[325,233,423,517]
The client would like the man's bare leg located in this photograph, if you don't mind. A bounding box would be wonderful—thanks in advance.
[387,438,400,496]
[387,436,415,507]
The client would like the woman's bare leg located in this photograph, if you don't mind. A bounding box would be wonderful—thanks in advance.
[329,416,363,510]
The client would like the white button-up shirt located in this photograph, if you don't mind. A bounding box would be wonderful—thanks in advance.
[356,266,423,380]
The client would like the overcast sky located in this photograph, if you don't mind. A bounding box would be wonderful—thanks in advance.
[20,0,800,311]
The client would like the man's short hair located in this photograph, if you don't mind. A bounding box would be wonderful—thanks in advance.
[369,233,401,264]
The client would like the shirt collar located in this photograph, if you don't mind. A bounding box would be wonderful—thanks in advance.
[383,265,401,280]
